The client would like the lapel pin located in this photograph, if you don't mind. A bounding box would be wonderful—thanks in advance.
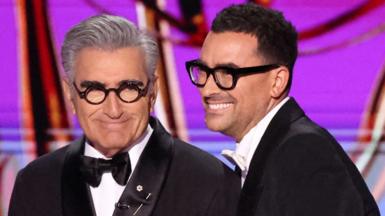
[136,185,143,192]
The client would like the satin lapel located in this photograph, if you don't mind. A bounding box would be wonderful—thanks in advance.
[113,118,173,216]
[238,98,305,216]
[61,137,95,216]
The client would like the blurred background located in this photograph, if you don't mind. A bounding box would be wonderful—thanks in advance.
[1,0,385,215]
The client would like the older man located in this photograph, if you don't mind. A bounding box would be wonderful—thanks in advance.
[186,3,380,216]
[9,15,239,216]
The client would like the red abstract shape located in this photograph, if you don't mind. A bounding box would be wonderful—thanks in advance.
[299,0,385,40]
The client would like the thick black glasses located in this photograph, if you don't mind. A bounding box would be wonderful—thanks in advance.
[186,60,280,90]
[73,80,149,105]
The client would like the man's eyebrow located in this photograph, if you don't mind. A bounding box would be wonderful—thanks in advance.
[118,79,144,86]
[215,63,240,69]
[197,59,240,69]
[80,80,105,88]
[79,79,145,89]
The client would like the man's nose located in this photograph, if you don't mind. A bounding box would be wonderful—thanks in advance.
[199,74,221,96]
[103,92,123,119]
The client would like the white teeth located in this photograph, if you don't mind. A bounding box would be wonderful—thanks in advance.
[208,103,231,110]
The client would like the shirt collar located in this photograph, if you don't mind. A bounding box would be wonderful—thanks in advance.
[84,124,154,173]
[235,97,290,170]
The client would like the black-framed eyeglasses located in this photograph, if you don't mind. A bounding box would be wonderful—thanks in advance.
[72,80,150,105]
[185,60,280,90]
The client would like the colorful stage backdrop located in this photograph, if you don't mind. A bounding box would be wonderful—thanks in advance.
[1,0,385,214]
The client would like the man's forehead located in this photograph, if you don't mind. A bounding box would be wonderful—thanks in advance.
[73,46,146,68]
[72,47,148,84]
[200,32,261,67]
[202,31,259,47]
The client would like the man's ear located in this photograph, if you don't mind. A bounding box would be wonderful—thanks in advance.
[149,75,159,112]
[61,78,76,114]
[271,66,289,98]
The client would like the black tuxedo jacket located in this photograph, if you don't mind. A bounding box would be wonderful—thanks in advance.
[9,117,240,216]
[237,98,380,216]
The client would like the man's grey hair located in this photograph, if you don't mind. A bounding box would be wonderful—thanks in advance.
[61,14,159,81]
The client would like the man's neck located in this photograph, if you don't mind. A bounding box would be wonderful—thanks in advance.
[236,96,290,143]
[234,96,288,142]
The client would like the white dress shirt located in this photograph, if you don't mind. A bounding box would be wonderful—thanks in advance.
[226,97,290,186]
[84,124,153,216]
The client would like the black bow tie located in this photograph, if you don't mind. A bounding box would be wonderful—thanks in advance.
[79,152,131,187]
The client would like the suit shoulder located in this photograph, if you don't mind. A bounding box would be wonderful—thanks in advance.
[19,144,70,178]
[272,116,362,183]
[10,144,72,215]
[172,139,237,178]
[169,139,240,201]
[271,116,352,173]
[279,116,340,154]
[173,139,221,165]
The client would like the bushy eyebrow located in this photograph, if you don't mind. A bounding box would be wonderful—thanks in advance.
[80,80,104,89]
[118,79,144,87]
[79,79,145,89]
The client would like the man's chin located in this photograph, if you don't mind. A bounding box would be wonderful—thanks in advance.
[205,117,226,132]
[97,135,131,150]
[95,142,129,156]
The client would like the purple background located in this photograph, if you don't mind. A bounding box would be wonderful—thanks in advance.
[1,0,385,214]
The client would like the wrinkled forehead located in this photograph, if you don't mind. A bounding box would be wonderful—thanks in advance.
[72,47,149,86]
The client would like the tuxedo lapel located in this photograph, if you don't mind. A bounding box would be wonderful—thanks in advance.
[238,98,304,216]
[113,117,173,216]
[61,137,95,216]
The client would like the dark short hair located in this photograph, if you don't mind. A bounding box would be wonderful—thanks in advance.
[211,3,298,91]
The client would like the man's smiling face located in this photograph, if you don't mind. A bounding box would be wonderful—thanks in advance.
[198,32,276,141]
[63,47,157,157]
